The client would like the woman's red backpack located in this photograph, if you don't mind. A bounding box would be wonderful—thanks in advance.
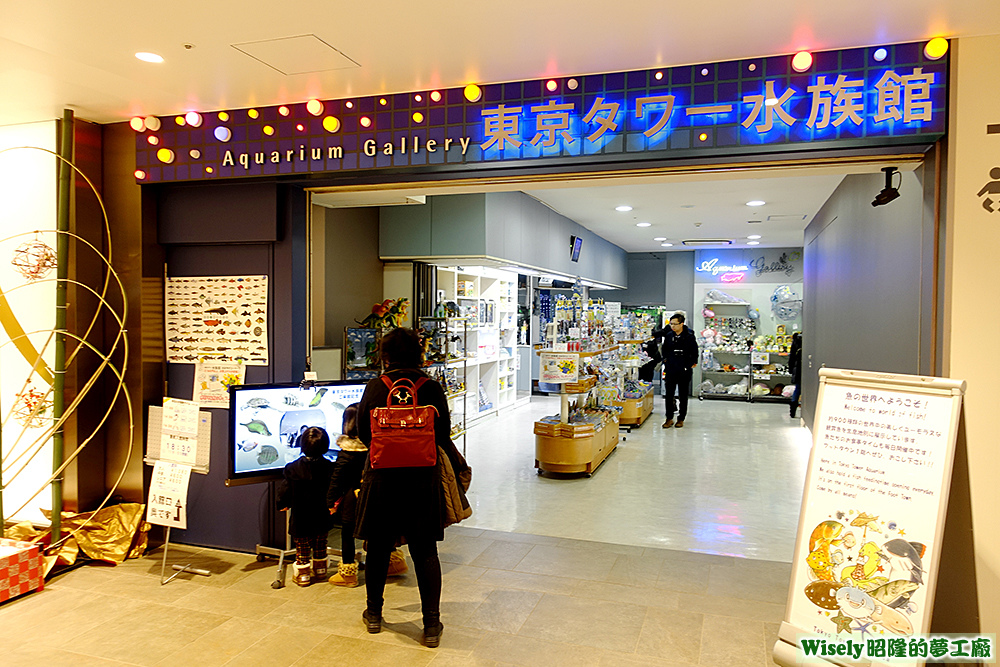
[369,376,439,469]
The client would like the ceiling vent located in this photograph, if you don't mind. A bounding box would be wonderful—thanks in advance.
[766,214,808,222]
[747,219,763,224]
[682,239,733,246]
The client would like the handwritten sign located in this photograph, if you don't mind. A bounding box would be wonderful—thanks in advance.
[147,461,192,529]
[160,398,199,465]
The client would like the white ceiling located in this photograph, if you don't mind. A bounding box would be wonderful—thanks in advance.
[2,2,978,252]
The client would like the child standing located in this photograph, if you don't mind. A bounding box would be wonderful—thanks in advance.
[276,426,334,586]
[327,404,408,587]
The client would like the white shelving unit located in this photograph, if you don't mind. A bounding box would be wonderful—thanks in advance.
[436,266,519,424]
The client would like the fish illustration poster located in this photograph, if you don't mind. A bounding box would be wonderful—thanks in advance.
[786,371,963,665]
[166,275,268,365]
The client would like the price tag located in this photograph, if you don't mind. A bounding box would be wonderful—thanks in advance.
[553,342,568,352]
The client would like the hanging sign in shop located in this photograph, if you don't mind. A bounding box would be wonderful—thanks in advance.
[134,42,947,184]
[146,461,192,530]
[165,275,269,365]
[695,248,802,284]
[773,368,966,667]
[540,352,579,383]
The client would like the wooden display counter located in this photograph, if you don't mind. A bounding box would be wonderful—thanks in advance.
[612,385,654,425]
[533,417,619,476]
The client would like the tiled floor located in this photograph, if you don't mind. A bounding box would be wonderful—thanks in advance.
[0,396,807,665]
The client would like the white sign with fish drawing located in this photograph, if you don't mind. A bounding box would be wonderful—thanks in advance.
[165,275,269,365]
[773,368,965,667]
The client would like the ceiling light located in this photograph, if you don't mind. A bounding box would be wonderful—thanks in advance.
[660,242,673,247]
[430,91,442,102]
[414,94,422,102]
[748,234,761,239]
[323,116,341,133]
[567,79,579,90]
[412,112,424,123]
[546,80,558,92]
[135,52,163,63]
[464,84,482,102]
[872,166,901,207]
[134,170,146,179]
[682,239,733,246]
[615,205,632,212]
[214,126,232,142]
[156,148,175,164]
[360,116,372,128]
[184,111,202,127]
[653,237,666,241]
[873,48,888,62]
[924,37,948,60]
[278,106,290,116]
[144,116,161,131]
[792,51,813,72]
[747,241,760,246]
[218,112,229,122]
[636,222,651,227]
[129,117,145,131]
[306,99,324,116]
[746,200,765,207]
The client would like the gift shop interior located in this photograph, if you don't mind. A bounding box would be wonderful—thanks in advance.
[309,157,932,563]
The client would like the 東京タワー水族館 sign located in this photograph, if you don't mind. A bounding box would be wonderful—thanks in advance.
[134,41,947,184]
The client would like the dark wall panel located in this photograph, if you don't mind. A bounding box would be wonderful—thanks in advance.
[323,207,383,345]
[802,170,930,425]
[157,183,278,245]
[615,254,667,305]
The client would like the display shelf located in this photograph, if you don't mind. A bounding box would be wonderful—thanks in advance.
[612,384,654,426]
[533,416,619,476]
[420,316,469,454]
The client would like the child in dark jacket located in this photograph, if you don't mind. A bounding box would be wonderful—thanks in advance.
[276,426,335,586]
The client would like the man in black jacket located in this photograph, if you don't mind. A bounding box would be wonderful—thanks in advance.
[653,312,699,428]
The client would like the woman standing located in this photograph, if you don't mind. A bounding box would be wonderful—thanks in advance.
[354,327,469,648]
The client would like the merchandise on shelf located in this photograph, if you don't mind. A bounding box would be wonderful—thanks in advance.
[477,381,492,411]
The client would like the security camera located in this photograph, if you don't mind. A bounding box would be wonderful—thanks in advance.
[871,166,900,207]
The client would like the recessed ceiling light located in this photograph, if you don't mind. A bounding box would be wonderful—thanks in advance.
[135,52,164,63]
[615,205,633,212]
[661,242,673,247]
[636,222,651,227]
[746,200,766,207]
[748,234,761,239]
[747,241,760,245]
[653,237,666,241]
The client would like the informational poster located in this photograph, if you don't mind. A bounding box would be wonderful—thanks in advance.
[605,302,621,318]
[751,351,770,365]
[776,368,966,667]
[160,397,199,465]
[192,361,246,408]
[165,275,268,365]
[540,352,579,383]
[147,461,192,529]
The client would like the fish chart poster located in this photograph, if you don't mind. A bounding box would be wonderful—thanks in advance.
[166,275,268,365]
[783,369,965,666]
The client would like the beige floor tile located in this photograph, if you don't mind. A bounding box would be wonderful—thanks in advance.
[675,591,786,623]
[654,557,711,594]
[441,562,488,583]
[3,644,134,666]
[473,631,605,667]
[598,649,698,666]
[473,529,563,546]
[554,538,646,556]
[294,633,436,666]
[61,566,204,604]
[513,545,617,581]
[635,606,703,664]
[439,535,496,565]
[0,590,145,650]
[365,620,485,654]
[65,603,228,665]
[518,593,646,653]
[469,541,532,570]
[445,526,486,538]
[427,653,503,666]
[224,627,345,667]
[763,621,781,667]
[571,579,678,609]
[476,569,578,596]
[171,585,289,620]
[605,553,666,587]
[697,614,767,666]
[465,588,543,634]
[154,617,281,666]
[258,598,367,638]
[706,559,792,604]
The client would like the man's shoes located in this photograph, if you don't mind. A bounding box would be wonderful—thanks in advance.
[675,420,684,428]
[362,609,382,634]
[662,418,674,428]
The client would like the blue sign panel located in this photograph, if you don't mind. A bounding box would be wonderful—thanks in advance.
[134,41,947,183]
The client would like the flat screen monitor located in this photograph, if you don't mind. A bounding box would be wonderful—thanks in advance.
[570,235,583,262]
[227,380,368,486]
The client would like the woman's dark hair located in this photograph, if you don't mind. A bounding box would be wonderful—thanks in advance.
[670,312,686,324]
[296,426,330,458]
[380,327,423,369]
[342,403,359,438]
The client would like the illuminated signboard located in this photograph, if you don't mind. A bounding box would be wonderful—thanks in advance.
[134,41,947,183]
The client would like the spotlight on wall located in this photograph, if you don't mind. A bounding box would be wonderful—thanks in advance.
[872,166,901,207]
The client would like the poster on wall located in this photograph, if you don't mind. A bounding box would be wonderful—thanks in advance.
[192,361,246,408]
[539,352,579,383]
[165,275,268,365]
[774,368,966,667]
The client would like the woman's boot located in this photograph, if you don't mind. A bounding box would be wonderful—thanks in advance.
[329,562,359,587]
[422,611,444,648]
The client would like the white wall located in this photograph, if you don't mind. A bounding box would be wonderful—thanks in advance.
[0,121,58,523]
[945,33,1000,634]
